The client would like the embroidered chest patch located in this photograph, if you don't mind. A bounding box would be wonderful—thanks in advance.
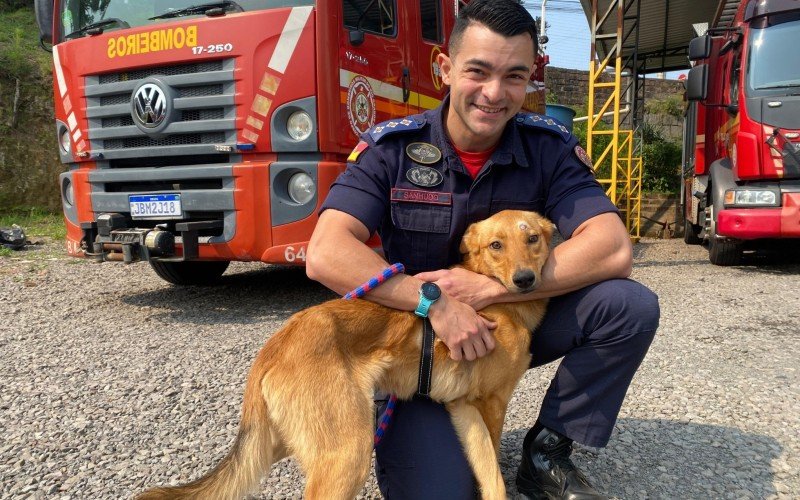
[406,166,444,187]
[406,142,442,165]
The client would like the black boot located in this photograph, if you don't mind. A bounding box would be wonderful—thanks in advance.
[515,423,607,500]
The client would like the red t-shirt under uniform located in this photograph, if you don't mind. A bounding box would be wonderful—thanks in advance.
[454,145,498,179]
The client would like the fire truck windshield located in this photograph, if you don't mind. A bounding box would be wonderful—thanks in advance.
[59,0,313,40]
[747,14,800,93]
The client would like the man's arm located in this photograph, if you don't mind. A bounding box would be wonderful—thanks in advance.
[415,212,632,310]
[306,209,497,360]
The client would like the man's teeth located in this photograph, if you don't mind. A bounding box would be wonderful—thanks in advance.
[475,104,502,113]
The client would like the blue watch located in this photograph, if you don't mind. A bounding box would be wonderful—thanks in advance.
[415,282,441,318]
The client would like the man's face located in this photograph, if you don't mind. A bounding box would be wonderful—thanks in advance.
[439,23,535,152]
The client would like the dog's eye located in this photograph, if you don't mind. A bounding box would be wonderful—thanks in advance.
[528,234,539,244]
[490,241,502,250]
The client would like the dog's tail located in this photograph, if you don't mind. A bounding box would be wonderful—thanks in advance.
[137,352,275,500]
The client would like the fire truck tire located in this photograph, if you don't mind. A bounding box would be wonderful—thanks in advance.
[708,236,742,266]
[683,219,702,245]
[149,261,230,285]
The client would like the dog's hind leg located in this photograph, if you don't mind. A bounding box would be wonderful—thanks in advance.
[446,399,507,500]
[288,387,374,500]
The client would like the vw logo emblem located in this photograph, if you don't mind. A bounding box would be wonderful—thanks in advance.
[132,83,167,128]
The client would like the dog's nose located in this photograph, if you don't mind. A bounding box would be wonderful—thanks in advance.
[512,270,536,290]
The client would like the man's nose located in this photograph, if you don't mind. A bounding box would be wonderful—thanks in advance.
[482,78,503,103]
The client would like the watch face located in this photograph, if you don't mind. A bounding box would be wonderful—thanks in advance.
[421,282,441,301]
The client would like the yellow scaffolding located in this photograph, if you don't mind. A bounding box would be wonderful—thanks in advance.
[586,0,642,242]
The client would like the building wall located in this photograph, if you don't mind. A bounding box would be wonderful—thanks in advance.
[545,66,686,140]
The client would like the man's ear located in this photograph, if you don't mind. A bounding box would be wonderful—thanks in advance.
[438,52,453,86]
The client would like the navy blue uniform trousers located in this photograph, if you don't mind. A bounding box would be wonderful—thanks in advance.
[374,278,660,499]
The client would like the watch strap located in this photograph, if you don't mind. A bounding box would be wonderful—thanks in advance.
[415,295,432,317]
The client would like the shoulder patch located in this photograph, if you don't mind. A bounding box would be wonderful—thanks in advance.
[348,140,369,163]
[517,113,572,143]
[369,116,426,143]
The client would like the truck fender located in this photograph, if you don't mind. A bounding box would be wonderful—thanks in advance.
[709,158,735,221]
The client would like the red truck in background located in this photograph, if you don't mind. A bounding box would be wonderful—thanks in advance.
[683,0,800,265]
[34,0,549,284]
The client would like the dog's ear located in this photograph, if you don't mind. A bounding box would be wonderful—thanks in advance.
[537,216,555,248]
[459,223,478,255]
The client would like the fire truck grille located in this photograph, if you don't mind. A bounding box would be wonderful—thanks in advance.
[103,132,226,150]
[84,58,236,164]
[99,61,224,84]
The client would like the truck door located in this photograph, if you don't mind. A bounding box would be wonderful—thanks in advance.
[339,0,413,147]
[408,0,448,114]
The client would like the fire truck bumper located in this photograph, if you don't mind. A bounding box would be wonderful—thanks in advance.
[717,192,800,239]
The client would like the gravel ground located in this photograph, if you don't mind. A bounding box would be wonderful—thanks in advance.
[1,237,799,499]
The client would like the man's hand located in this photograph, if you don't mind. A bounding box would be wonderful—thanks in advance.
[415,268,507,311]
[427,294,497,361]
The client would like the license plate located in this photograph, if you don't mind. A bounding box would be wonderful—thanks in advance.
[129,194,182,219]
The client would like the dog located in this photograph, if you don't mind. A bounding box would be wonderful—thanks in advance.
[138,210,553,500]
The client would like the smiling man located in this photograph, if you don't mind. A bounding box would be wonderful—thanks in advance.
[306,1,659,498]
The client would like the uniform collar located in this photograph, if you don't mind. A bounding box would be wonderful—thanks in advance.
[427,96,530,171]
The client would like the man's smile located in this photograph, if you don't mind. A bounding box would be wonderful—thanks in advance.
[472,103,505,115]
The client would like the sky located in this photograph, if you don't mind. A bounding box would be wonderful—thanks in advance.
[525,0,592,71]
[524,0,685,79]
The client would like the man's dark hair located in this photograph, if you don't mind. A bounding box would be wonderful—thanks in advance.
[449,0,538,57]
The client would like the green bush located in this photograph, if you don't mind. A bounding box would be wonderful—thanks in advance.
[640,122,682,193]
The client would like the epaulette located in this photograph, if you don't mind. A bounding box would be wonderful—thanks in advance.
[369,116,426,143]
[517,113,572,143]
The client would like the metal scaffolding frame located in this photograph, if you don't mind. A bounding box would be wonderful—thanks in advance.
[587,0,643,241]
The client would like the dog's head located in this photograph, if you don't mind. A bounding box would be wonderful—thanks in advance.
[459,210,553,293]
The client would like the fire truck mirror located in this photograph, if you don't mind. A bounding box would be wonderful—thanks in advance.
[349,29,365,47]
[34,0,53,46]
[687,65,709,102]
[688,35,712,61]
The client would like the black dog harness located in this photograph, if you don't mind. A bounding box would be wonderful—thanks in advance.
[417,319,435,396]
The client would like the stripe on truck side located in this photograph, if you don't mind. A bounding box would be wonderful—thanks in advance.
[53,46,68,98]
[268,6,313,74]
[339,69,441,111]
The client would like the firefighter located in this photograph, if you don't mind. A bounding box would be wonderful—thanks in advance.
[307,0,659,498]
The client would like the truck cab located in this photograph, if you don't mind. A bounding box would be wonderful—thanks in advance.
[36,0,547,283]
[684,0,800,264]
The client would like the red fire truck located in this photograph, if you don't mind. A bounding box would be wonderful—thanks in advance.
[683,0,800,265]
[34,0,547,284]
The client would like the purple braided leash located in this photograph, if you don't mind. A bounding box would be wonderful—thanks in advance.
[342,263,404,446]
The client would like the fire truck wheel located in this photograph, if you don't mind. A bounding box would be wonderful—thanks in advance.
[149,260,230,285]
[683,219,702,245]
[708,236,742,266]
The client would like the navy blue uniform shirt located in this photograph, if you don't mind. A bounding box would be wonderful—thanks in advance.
[320,98,618,275]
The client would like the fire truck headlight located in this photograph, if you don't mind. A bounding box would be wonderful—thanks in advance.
[288,172,316,205]
[59,128,71,154]
[287,111,313,141]
[63,178,74,207]
[724,188,780,207]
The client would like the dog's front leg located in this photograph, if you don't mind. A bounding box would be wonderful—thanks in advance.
[446,399,506,500]
[469,394,512,458]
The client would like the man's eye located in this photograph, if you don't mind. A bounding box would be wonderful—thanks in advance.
[490,241,502,250]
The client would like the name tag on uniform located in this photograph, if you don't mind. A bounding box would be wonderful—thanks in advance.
[391,188,452,206]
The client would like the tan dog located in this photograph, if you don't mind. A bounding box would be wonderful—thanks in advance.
[138,210,553,500]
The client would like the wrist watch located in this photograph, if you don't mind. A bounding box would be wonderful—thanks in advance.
[415,282,442,318]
